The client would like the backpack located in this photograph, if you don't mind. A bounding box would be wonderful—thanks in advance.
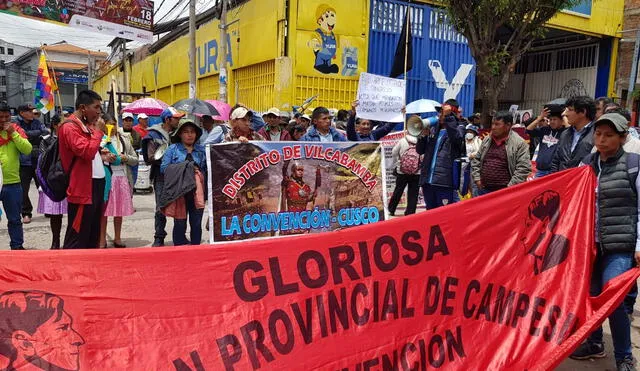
[583,152,640,194]
[400,141,420,174]
[36,123,76,202]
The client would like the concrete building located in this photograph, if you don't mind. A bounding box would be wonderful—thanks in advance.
[0,39,30,104]
[615,0,640,110]
[6,42,107,110]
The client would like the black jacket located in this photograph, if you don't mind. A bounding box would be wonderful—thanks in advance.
[416,115,465,188]
[549,123,594,173]
[158,162,196,210]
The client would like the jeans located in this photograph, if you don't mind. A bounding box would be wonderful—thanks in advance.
[20,165,38,218]
[588,252,634,361]
[477,188,491,196]
[535,169,551,178]
[172,194,204,246]
[0,183,24,249]
[421,184,456,210]
[153,178,167,241]
[388,173,420,215]
[131,164,139,186]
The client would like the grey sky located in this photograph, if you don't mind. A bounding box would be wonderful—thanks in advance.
[0,0,199,52]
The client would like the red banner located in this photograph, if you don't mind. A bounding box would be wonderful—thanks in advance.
[0,166,637,370]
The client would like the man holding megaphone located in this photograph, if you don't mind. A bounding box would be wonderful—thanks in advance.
[416,99,466,209]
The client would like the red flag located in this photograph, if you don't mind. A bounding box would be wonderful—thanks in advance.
[0,167,635,370]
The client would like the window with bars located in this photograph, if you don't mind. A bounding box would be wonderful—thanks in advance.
[428,9,466,43]
[371,0,423,37]
[0,76,5,86]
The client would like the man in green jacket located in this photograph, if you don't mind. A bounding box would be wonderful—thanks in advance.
[471,111,531,194]
[0,104,33,250]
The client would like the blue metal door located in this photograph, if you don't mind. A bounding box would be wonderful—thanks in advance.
[368,0,476,116]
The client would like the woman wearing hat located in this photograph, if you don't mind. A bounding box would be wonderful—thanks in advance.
[160,117,207,245]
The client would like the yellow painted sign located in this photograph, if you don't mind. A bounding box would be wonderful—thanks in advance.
[295,1,368,79]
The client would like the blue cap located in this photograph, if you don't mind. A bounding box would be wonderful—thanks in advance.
[160,107,185,121]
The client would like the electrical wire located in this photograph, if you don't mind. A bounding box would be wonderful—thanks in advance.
[155,0,188,24]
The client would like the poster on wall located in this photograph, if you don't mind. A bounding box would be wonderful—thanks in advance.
[0,0,154,42]
[208,141,387,242]
[295,0,367,78]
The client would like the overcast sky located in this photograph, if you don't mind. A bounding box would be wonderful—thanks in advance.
[0,0,209,52]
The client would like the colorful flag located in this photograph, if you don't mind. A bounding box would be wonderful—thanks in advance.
[34,52,55,114]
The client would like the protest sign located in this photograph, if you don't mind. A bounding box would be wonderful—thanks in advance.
[0,167,636,370]
[356,72,406,122]
[207,142,387,242]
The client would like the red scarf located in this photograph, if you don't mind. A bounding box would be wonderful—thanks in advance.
[0,124,28,147]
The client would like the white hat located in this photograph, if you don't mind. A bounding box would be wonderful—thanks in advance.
[262,107,280,117]
[122,112,134,119]
[301,114,311,121]
[138,113,148,119]
[230,107,252,120]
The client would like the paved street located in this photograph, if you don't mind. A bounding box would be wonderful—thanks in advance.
[0,184,639,369]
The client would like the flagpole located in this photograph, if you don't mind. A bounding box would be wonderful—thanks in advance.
[40,46,64,115]
[403,4,411,131]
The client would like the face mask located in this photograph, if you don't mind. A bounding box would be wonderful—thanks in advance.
[465,133,475,140]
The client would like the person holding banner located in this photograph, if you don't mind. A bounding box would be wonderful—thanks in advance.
[571,113,639,371]
[300,107,346,142]
[160,117,207,246]
[416,100,465,209]
[346,101,398,141]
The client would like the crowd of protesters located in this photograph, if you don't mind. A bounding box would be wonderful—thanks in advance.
[1,90,639,370]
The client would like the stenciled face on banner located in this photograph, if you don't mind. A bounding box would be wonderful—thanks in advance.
[521,191,570,275]
[209,142,385,242]
[297,1,366,78]
[0,291,85,371]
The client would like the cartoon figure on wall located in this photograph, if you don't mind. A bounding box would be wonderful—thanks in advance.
[308,5,339,74]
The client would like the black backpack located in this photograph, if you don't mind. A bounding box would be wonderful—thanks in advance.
[36,122,76,202]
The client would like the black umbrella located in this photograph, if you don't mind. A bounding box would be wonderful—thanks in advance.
[173,98,220,117]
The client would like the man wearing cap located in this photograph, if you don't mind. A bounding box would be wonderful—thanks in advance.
[16,104,47,224]
[134,113,150,138]
[300,107,346,142]
[550,96,596,173]
[259,108,291,141]
[141,106,184,247]
[570,112,638,371]
[224,106,266,142]
[416,100,465,209]
[121,112,141,151]
[526,105,569,178]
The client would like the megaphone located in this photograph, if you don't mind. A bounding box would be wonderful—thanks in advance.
[407,116,439,137]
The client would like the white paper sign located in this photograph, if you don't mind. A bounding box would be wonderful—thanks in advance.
[356,73,406,123]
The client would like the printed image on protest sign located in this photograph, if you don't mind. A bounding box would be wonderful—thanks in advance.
[208,142,387,242]
[357,72,406,123]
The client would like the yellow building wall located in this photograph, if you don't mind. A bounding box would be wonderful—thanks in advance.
[548,0,624,37]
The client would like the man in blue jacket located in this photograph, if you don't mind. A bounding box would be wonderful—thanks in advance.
[16,105,47,224]
[416,100,465,209]
[300,107,346,142]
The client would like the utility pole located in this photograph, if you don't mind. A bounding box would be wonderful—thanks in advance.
[121,40,128,93]
[87,53,93,90]
[188,0,197,99]
[219,0,228,103]
[628,30,640,111]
